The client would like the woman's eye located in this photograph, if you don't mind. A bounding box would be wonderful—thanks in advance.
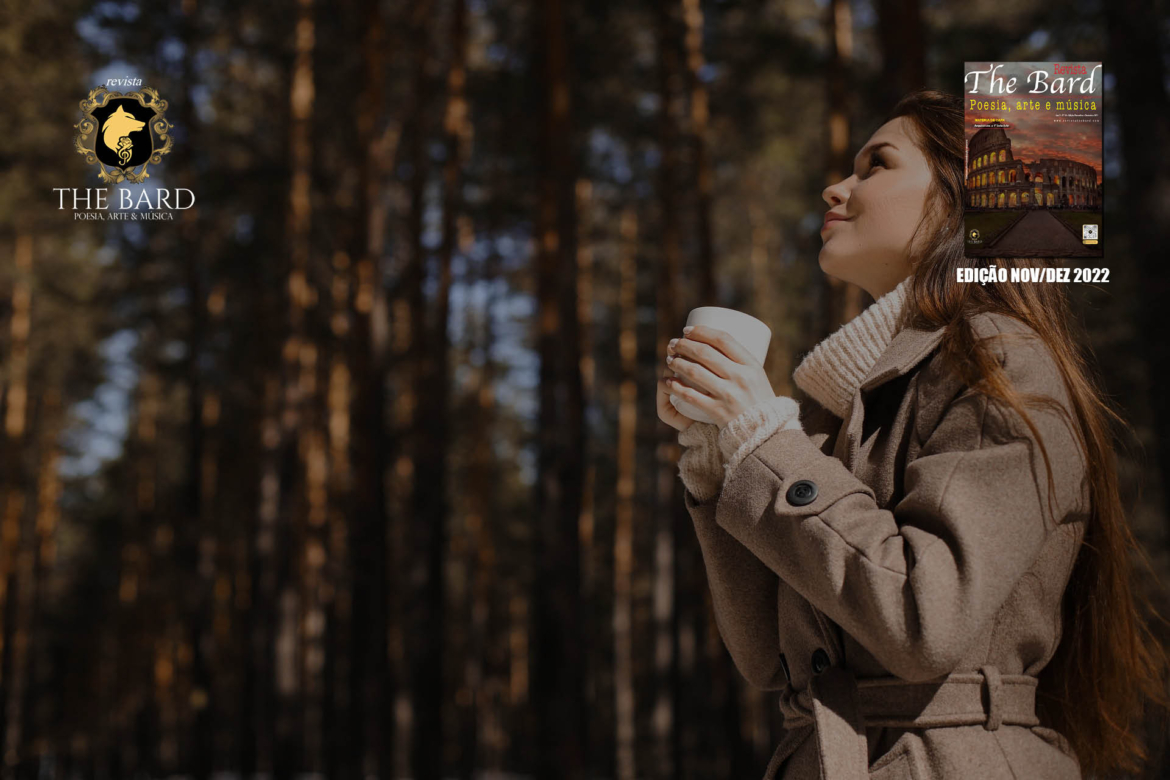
[868,152,885,172]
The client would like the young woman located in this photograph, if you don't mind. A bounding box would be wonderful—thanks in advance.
[656,89,1170,779]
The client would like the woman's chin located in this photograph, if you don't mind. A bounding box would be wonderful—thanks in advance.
[817,244,845,273]
[817,247,861,286]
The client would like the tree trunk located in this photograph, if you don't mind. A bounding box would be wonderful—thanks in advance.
[1106,0,1170,528]
[533,0,587,774]
[175,7,216,770]
[655,0,683,774]
[406,0,450,772]
[575,177,599,771]
[875,0,925,109]
[273,1,317,775]
[0,231,32,780]
[20,390,62,774]
[613,207,639,780]
[347,0,391,776]
[681,0,716,305]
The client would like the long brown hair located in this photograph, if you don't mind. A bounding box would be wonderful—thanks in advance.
[883,88,1170,776]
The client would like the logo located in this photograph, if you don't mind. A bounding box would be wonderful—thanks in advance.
[968,228,982,243]
[1082,224,1098,244]
[73,86,173,184]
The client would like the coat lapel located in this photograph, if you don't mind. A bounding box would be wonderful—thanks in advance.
[838,322,948,471]
[859,322,948,393]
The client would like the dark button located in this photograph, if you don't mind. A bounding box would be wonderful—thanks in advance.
[786,479,818,506]
[779,652,792,683]
[811,648,831,675]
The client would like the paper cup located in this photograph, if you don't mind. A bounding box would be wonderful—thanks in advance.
[669,307,772,425]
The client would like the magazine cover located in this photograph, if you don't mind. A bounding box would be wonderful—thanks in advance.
[964,62,1104,258]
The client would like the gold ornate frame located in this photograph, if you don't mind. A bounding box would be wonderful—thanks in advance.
[74,86,174,184]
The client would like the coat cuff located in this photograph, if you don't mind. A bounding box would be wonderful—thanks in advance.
[677,422,724,503]
[717,395,803,479]
[716,427,875,550]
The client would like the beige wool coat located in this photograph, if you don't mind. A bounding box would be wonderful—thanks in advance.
[684,311,1090,779]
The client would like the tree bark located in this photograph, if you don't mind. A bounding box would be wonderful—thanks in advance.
[681,0,716,305]
[273,1,317,775]
[655,0,684,773]
[1106,0,1170,527]
[0,232,32,780]
[533,0,587,774]
[613,207,638,780]
[346,0,392,776]
[875,0,925,109]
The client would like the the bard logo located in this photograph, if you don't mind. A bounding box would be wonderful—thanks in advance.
[73,86,174,184]
[1082,224,1098,245]
[968,228,981,242]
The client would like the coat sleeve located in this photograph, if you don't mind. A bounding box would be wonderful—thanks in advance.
[685,486,787,690]
[676,399,802,691]
[712,337,1088,682]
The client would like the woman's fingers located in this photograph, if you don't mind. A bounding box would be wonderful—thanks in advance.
[678,325,759,369]
[663,372,715,417]
[657,369,694,431]
[667,351,725,396]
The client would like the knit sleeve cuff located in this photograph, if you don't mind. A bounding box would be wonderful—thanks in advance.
[677,422,725,503]
[717,395,803,477]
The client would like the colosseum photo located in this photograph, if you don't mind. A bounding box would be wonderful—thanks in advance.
[966,127,1101,210]
[964,127,1103,257]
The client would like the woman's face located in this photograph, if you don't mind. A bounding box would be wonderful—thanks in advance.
[819,116,934,299]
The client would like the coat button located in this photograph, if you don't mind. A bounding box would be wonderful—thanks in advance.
[786,479,818,506]
[811,648,830,674]
[779,652,792,683]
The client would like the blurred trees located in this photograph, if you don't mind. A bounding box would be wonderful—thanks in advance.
[0,0,1164,778]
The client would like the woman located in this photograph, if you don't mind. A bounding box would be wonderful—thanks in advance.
[656,89,1169,779]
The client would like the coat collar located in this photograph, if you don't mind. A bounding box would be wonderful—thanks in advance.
[792,276,915,419]
[857,321,948,394]
[837,321,948,472]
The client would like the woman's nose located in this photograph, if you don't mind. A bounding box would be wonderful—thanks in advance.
[822,177,851,207]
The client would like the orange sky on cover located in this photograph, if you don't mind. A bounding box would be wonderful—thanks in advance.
[966,108,1102,180]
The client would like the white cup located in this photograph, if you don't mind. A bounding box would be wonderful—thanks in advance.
[669,307,772,425]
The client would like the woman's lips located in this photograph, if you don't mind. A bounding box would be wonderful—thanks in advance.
[821,217,849,232]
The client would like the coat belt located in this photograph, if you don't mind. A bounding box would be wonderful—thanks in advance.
[768,665,1040,780]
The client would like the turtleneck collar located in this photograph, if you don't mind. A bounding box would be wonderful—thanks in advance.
[791,275,914,419]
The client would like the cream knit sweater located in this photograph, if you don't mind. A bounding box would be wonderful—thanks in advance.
[677,275,914,502]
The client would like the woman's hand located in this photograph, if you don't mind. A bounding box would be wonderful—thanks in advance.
[657,364,696,432]
[663,325,776,427]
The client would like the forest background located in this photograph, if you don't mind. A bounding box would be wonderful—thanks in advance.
[1,0,1168,777]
